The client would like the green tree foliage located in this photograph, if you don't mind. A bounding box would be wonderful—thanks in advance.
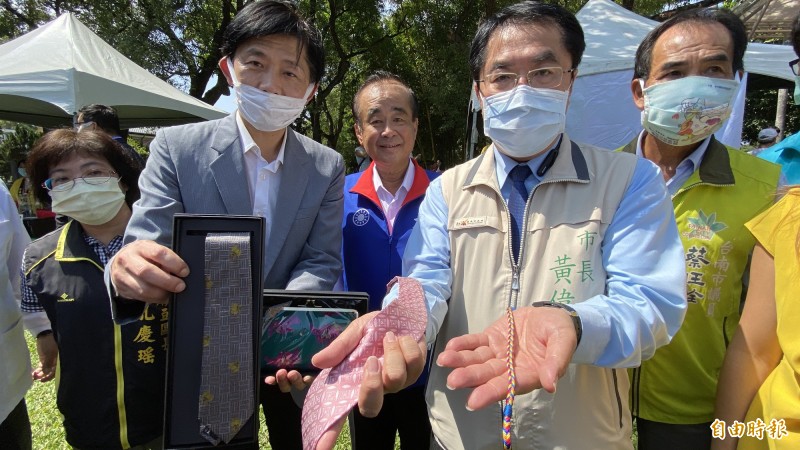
[297,0,406,160]
[743,89,800,144]
[2,0,793,169]
[388,0,512,169]
[0,123,42,181]
[0,0,238,104]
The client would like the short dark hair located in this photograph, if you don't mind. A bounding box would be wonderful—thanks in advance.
[633,8,747,80]
[77,104,121,135]
[469,1,585,82]
[27,129,141,208]
[792,12,800,57]
[352,71,419,125]
[220,0,325,83]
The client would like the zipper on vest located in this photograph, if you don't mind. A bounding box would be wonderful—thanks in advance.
[505,175,589,308]
[507,188,535,310]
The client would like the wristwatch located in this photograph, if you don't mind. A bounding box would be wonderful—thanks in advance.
[531,301,582,345]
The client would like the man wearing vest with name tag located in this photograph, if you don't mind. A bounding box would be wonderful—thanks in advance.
[314,2,687,449]
[620,9,781,450]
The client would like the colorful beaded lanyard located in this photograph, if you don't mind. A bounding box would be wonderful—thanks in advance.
[502,306,517,449]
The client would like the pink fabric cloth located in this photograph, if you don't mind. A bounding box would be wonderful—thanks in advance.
[301,277,427,450]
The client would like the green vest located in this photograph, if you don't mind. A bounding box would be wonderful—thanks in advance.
[620,136,780,424]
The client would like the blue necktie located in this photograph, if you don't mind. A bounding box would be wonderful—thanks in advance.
[508,164,532,263]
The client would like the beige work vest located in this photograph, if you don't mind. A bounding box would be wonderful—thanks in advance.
[429,138,637,449]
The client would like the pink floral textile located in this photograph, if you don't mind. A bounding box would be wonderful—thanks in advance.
[301,277,427,450]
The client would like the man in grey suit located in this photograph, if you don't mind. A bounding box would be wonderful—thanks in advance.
[108,2,344,448]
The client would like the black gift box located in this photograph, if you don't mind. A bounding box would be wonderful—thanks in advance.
[164,215,264,450]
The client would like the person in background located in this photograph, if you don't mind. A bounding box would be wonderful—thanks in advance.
[21,129,165,450]
[9,159,41,217]
[341,71,437,449]
[619,8,780,450]
[314,2,686,449]
[0,180,32,450]
[757,131,800,185]
[750,127,780,156]
[354,146,371,172]
[75,104,146,169]
[712,12,800,450]
[107,2,344,448]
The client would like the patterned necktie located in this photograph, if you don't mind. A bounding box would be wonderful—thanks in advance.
[198,233,254,445]
[508,164,532,262]
[300,277,428,450]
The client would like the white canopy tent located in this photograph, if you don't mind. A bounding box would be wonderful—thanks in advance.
[565,0,797,150]
[0,13,226,129]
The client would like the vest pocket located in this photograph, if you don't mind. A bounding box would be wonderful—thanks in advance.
[527,208,611,233]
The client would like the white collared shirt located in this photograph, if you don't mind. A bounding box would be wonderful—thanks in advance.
[236,112,287,243]
[373,159,415,234]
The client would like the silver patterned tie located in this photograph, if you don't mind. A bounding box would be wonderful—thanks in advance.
[198,232,254,445]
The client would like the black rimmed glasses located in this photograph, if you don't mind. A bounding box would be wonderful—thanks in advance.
[480,67,576,92]
[43,170,118,192]
[790,58,799,76]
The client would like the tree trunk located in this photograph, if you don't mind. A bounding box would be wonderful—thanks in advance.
[775,88,788,142]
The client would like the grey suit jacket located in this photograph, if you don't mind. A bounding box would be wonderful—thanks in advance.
[124,114,344,293]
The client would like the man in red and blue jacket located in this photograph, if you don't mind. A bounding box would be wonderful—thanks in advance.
[341,71,438,450]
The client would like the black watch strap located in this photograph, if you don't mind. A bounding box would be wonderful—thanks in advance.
[531,301,582,346]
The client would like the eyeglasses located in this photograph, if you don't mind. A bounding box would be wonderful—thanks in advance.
[43,170,118,192]
[73,121,93,131]
[480,67,576,92]
[790,58,799,76]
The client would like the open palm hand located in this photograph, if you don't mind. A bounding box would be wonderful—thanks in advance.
[436,305,578,411]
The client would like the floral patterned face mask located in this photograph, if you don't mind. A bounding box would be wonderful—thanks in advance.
[640,75,739,147]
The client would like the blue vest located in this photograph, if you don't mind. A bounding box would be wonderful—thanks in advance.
[341,162,438,311]
[341,162,438,388]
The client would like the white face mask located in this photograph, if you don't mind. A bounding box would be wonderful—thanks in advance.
[227,59,314,132]
[50,178,126,226]
[640,76,739,147]
[482,85,568,159]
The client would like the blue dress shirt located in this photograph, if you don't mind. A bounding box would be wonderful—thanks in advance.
[634,131,709,197]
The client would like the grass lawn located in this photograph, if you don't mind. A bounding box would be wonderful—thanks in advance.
[23,332,361,449]
[26,328,640,450]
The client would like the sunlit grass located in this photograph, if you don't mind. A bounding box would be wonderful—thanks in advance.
[26,330,633,449]
[24,332,364,449]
